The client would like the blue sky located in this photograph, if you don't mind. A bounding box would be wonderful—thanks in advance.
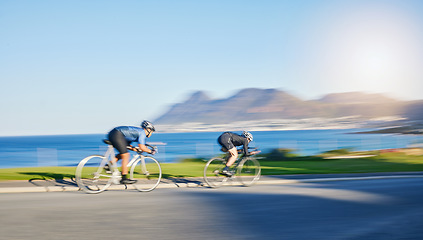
[1,0,423,136]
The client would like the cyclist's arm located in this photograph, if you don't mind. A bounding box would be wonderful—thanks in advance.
[249,150,261,155]
[243,139,249,156]
[133,129,155,154]
[137,144,155,154]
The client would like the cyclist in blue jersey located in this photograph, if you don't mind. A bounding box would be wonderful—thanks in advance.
[217,131,258,176]
[107,120,156,184]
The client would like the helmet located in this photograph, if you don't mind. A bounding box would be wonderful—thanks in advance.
[141,120,156,132]
[242,131,253,141]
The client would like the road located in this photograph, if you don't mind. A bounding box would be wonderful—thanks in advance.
[1,177,422,240]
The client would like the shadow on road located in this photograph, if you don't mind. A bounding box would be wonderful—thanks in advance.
[161,173,205,187]
[19,172,77,187]
[184,178,423,240]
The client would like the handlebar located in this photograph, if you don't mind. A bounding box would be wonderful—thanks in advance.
[146,144,158,154]
[127,144,158,155]
[236,147,260,155]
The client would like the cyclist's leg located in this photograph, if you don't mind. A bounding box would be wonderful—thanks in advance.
[218,133,237,167]
[226,147,238,167]
[108,129,129,157]
[120,153,130,175]
[108,129,136,183]
[119,153,136,184]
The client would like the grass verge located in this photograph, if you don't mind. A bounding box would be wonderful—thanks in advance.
[0,152,422,181]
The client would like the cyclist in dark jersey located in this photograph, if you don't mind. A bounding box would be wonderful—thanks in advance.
[217,131,257,176]
[107,120,156,184]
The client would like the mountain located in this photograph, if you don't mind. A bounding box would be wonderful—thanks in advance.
[402,100,423,121]
[185,91,211,103]
[317,92,397,104]
[154,88,419,124]
[313,92,405,119]
[155,88,309,124]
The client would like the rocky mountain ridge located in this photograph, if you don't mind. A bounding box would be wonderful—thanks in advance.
[154,88,417,125]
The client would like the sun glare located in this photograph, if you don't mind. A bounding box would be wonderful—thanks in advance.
[313,2,422,97]
[358,43,394,74]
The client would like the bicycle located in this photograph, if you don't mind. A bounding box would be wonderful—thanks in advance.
[75,139,162,194]
[203,147,261,188]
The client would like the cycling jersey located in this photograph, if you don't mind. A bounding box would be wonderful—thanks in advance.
[114,126,146,145]
[218,132,249,154]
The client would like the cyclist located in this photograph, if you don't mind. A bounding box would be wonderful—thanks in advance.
[107,120,156,184]
[217,131,257,176]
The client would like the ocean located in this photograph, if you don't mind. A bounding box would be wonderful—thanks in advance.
[0,129,421,168]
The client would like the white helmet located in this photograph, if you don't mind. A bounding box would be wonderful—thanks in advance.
[243,131,253,141]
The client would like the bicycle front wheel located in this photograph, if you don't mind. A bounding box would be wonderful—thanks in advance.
[75,155,113,194]
[237,157,261,187]
[130,157,162,192]
[203,157,228,188]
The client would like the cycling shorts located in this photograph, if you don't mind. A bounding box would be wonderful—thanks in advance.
[218,132,235,151]
[108,128,129,154]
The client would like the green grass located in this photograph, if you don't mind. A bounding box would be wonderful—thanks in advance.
[0,167,76,181]
[260,155,423,175]
[0,152,422,181]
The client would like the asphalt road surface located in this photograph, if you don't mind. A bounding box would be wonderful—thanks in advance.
[1,177,422,240]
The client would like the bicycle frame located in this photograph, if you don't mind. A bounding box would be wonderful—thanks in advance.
[222,155,239,173]
[222,151,250,171]
[102,144,150,175]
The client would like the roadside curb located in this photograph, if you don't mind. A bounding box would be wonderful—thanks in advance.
[255,174,423,185]
[1,173,423,193]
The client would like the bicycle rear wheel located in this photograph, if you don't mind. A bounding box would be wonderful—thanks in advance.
[130,157,162,192]
[75,155,113,194]
[237,157,261,187]
[203,157,228,188]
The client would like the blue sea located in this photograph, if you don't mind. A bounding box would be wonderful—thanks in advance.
[0,129,422,168]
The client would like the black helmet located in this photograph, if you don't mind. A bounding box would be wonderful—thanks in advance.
[141,120,155,132]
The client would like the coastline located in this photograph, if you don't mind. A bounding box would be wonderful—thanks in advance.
[155,116,422,134]
[353,126,423,135]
